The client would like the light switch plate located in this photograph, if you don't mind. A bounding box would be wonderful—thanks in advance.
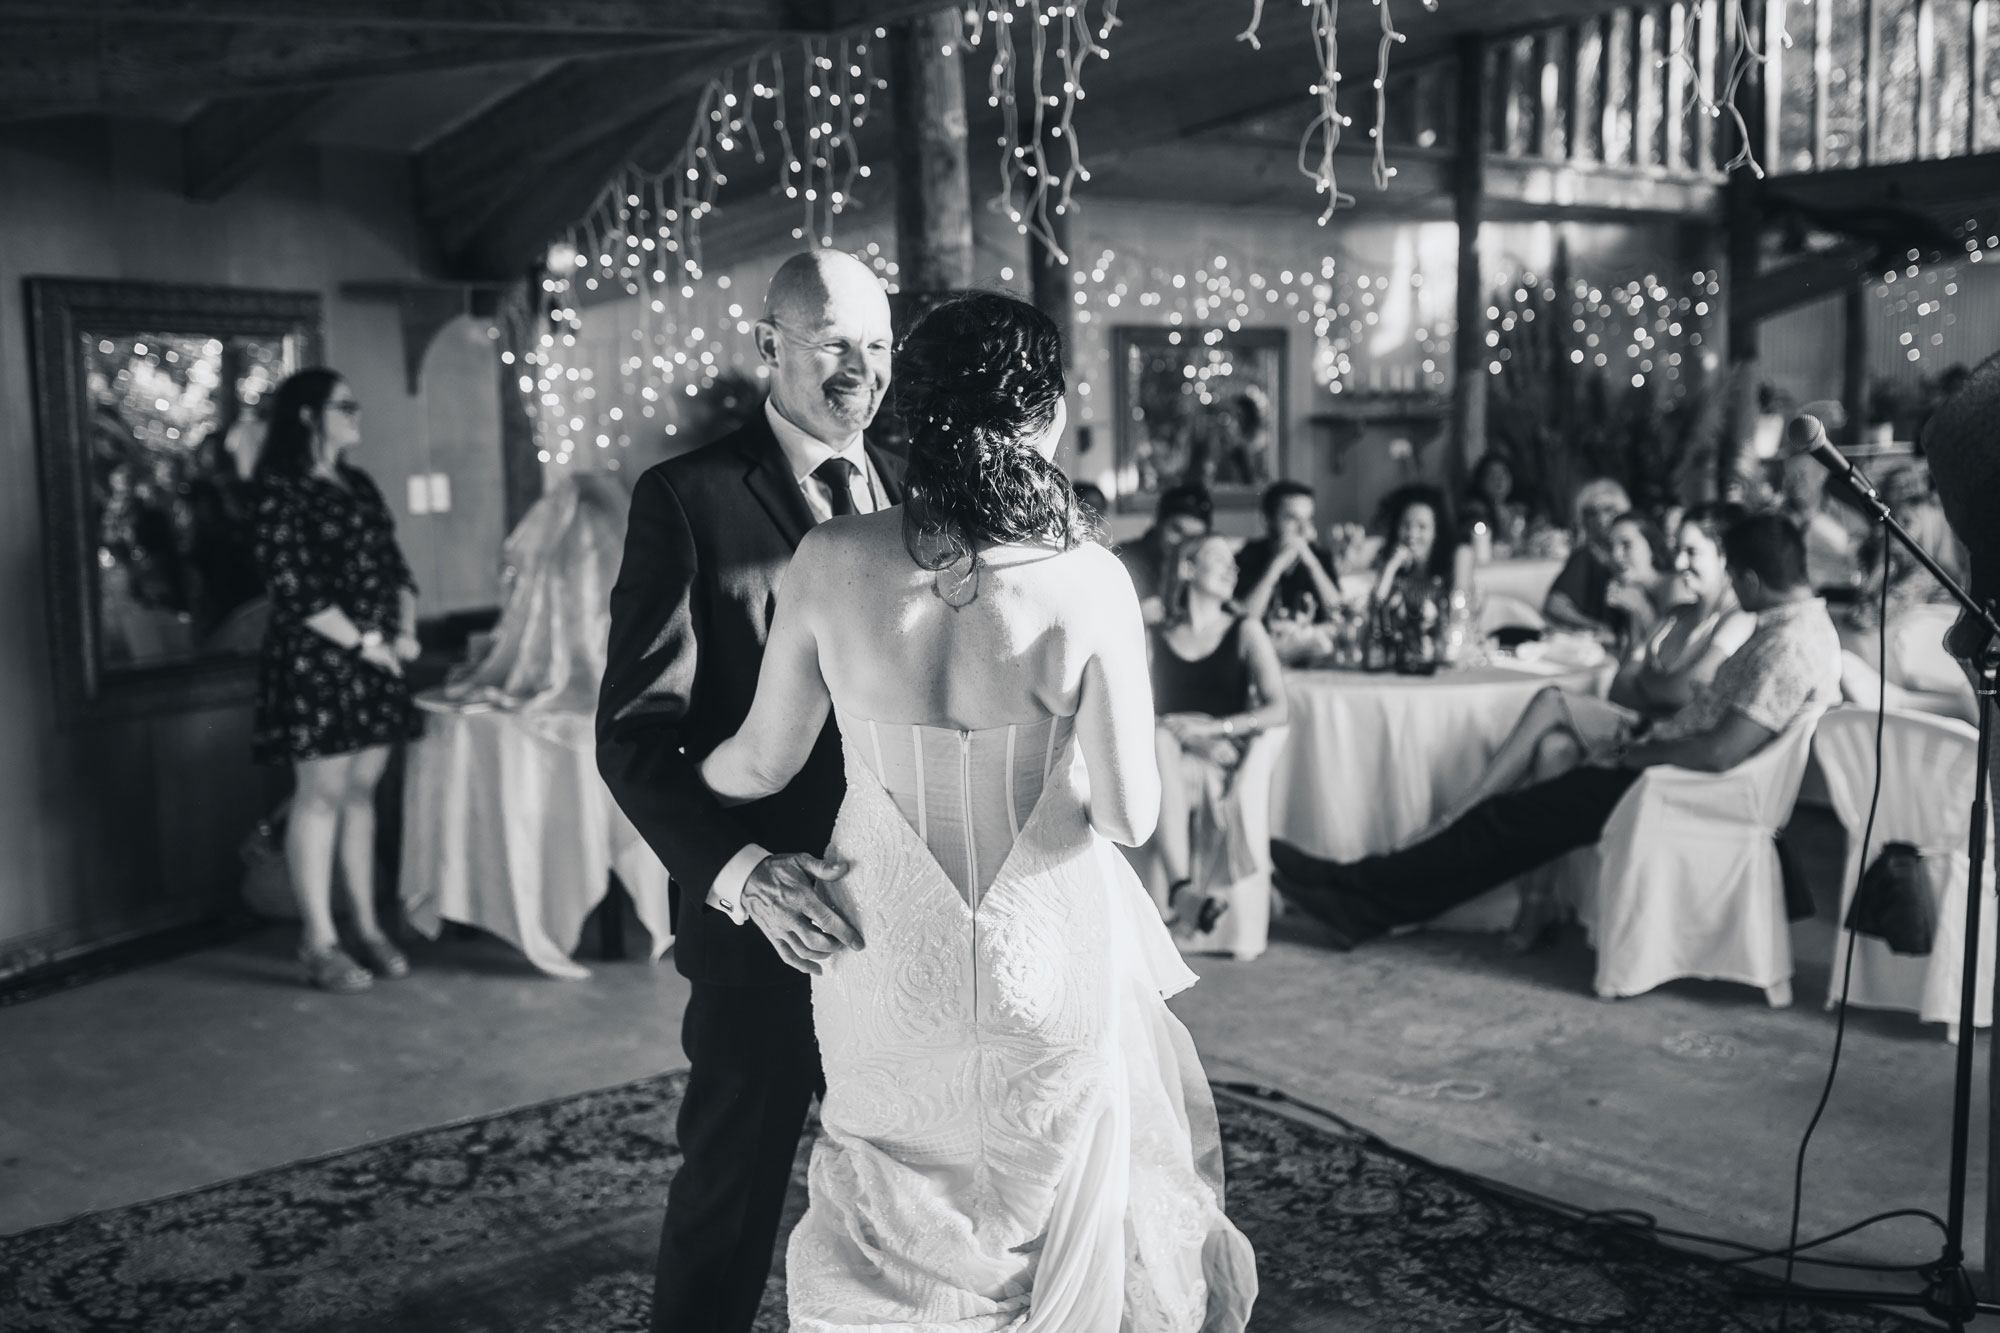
[427,472,452,513]
[406,474,431,515]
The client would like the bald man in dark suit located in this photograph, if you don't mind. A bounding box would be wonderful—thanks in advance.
[598,250,904,1333]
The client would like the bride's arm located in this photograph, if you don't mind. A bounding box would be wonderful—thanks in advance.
[1074,549,1161,846]
[699,535,833,805]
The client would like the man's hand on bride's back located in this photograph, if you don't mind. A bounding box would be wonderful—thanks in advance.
[743,853,864,975]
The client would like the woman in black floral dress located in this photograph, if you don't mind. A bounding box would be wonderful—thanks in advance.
[252,369,422,993]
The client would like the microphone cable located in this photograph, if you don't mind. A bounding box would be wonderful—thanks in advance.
[1775,508,1894,1333]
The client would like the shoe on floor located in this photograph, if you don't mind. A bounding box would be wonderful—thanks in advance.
[352,934,410,979]
[1270,872,1364,952]
[299,945,374,994]
[1269,839,1336,888]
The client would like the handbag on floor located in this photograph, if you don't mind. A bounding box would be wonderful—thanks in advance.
[240,798,297,920]
[1842,841,1938,956]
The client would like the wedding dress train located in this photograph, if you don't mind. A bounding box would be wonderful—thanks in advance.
[785,712,1258,1332]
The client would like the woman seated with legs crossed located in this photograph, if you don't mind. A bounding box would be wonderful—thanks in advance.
[1424,502,1757,949]
[1148,533,1289,935]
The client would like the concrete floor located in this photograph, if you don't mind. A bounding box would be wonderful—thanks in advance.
[1,814,1985,1298]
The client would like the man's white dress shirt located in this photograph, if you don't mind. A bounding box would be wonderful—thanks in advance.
[705,399,884,925]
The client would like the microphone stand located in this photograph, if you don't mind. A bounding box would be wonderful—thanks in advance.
[1744,455,2000,1330]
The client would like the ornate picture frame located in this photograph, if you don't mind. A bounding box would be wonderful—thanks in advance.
[27,278,323,726]
[1111,325,1288,514]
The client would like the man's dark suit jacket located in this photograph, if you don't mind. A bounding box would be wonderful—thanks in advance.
[596,409,906,988]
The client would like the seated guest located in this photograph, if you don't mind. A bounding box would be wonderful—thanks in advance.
[1371,483,1460,613]
[1117,481,1213,624]
[1542,477,1631,640]
[1235,480,1343,626]
[1837,464,1978,722]
[1071,480,1112,546]
[1602,510,1676,652]
[1271,512,1840,950]
[1778,449,1865,595]
[1149,534,1288,936]
[1413,503,1757,948]
[1460,453,1536,556]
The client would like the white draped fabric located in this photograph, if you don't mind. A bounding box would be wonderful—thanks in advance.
[1815,705,1995,1032]
[400,706,672,978]
[399,475,671,977]
[786,719,1257,1332]
[1269,663,1609,930]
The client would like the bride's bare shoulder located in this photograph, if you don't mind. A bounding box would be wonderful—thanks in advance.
[788,510,905,583]
[1049,542,1142,619]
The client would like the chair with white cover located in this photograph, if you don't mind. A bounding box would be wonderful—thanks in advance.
[1584,705,1828,1006]
[1130,726,1290,961]
[1813,705,1993,1040]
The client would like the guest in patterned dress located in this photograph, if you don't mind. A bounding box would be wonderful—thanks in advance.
[251,369,422,993]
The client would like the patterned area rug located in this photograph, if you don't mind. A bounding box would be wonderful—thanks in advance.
[0,1071,1929,1332]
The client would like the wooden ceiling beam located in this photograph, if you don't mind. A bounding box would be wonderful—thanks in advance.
[445,104,698,278]
[0,0,828,35]
[0,22,702,109]
[419,40,766,259]
[181,89,342,200]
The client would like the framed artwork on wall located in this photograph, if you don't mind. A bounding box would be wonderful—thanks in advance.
[26,278,323,726]
[1111,324,1287,514]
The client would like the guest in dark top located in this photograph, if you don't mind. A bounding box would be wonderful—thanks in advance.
[1071,480,1112,545]
[1117,481,1214,624]
[1235,479,1342,626]
[1148,534,1288,935]
[1460,453,1535,556]
[251,368,422,995]
[1370,483,1459,606]
[1543,477,1631,639]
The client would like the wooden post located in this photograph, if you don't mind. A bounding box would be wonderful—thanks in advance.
[1720,0,1766,498]
[1452,33,1488,484]
[1028,203,1077,471]
[500,272,545,529]
[889,6,974,306]
[1841,282,1869,446]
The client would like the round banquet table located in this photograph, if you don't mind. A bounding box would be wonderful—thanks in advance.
[1268,660,1610,930]
[399,700,673,978]
[1471,556,1565,608]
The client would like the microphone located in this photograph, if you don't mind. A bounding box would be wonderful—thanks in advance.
[1783,413,1878,500]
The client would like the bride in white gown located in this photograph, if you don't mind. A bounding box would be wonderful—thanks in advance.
[699,292,1256,1332]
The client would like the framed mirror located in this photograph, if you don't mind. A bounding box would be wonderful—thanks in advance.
[27,278,323,725]
[1111,325,1288,514]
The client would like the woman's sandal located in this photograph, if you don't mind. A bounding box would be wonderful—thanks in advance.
[299,945,374,994]
[1167,879,1231,936]
[352,934,410,979]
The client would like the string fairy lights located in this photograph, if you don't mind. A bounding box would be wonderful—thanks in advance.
[962,0,1121,266]
[1237,0,1438,220]
[1664,0,1791,177]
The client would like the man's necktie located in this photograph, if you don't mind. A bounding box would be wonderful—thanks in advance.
[813,456,860,518]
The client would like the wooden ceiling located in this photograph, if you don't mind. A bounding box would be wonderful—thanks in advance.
[0,0,1701,278]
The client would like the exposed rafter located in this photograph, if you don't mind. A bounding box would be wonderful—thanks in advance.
[0,0,830,35]
[418,40,767,269]
[181,90,343,201]
[0,23,700,115]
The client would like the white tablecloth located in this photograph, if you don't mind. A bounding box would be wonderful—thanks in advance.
[1472,557,1565,608]
[1269,661,1608,930]
[400,702,673,978]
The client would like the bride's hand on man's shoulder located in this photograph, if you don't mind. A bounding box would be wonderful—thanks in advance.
[743,851,864,976]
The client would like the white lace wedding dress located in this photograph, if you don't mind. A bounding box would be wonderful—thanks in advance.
[785,709,1258,1332]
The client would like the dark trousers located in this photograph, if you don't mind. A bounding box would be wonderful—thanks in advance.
[652,980,823,1333]
[1345,764,1644,933]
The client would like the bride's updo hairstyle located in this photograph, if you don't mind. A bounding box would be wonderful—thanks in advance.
[896,291,1092,570]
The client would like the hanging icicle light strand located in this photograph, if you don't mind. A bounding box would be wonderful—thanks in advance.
[1237,0,1431,216]
[1667,0,1789,177]
[970,0,1119,267]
